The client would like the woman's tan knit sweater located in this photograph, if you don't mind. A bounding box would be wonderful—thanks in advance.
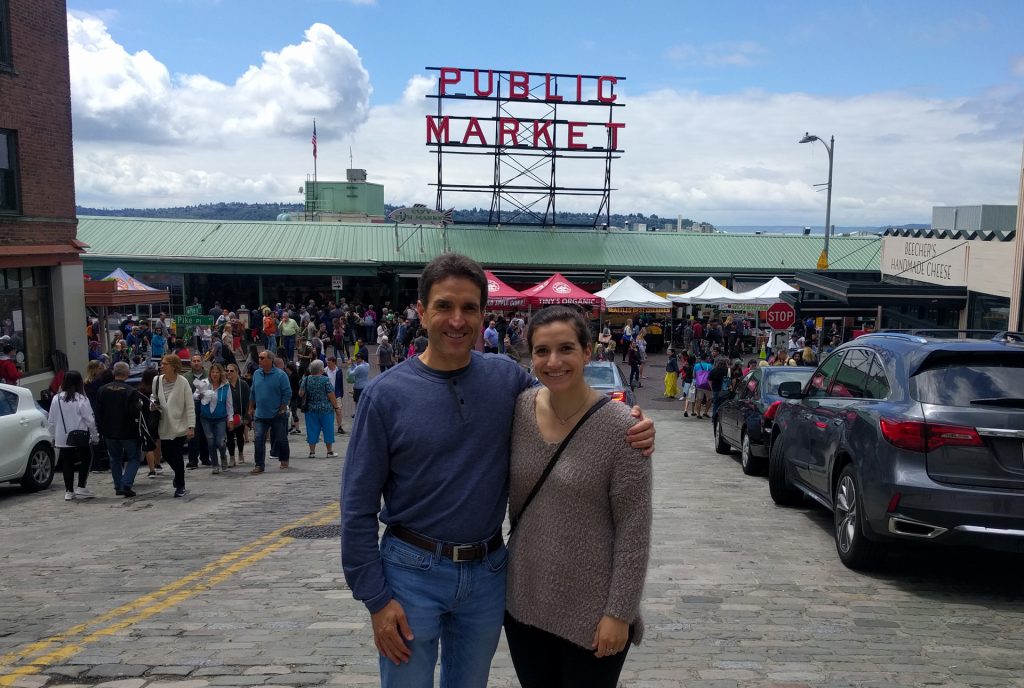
[506,386,652,649]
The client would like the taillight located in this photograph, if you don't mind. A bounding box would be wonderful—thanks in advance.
[879,418,984,453]
[886,492,902,513]
[763,400,783,421]
[609,391,627,403]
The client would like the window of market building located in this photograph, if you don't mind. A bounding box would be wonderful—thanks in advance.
[0,267,53,374]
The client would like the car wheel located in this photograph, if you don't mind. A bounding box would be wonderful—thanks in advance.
[20,443,55,492]
[833,465,885,570]
[768,433,801,506]
[714,421,732,454]
[740,432,762,476]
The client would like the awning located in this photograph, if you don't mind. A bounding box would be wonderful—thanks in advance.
[484,270,526,308]
[667,277,742,304]
[522,273,604,308]
[594,276,672,311]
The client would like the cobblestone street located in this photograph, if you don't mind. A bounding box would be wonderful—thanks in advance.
[2,379,1024,687]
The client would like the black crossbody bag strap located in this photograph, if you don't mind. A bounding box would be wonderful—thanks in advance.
[509,395,610,537]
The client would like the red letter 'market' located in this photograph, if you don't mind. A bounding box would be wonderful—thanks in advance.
[567,122,587,149]
[462,117,486,145]
[499,118,520,146]
[426,116,450,144]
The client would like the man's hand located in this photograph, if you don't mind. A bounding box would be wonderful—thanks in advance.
[186,428,195,440]
[627,406,655,456]
[591,615,629,658]
[371,599,414,665]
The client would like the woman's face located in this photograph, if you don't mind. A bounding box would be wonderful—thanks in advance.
[530,321,588,393]
[160,359,176,378]
[210,367,222,384]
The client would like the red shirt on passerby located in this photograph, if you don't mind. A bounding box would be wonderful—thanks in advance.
[0,346,22,385]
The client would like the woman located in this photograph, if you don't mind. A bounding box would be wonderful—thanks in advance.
[199,362,233,474]
[636,328,648,379]
[225,363,251,466]
[153,353,195,498]
[298,359,340,459]
[111,339,131,364]
[220,334,237,367]
[377,335,394,373]
[150,326,167,362]
[138,368,163,478]
[619,319,634,363]
[48,370,100,501]
[332,318,347,361]
[296,338,313,375]
[506,306,651,688]
[663,348,679,399]
[626,341,641,389]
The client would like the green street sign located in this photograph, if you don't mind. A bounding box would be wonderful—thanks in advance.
[185,305,202,316]
[175,315,213,327]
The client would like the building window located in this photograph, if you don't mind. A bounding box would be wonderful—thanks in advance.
[0,129,18,213]
[968,292,1010,332]
[0,0,11,69]
[0,268,53,375]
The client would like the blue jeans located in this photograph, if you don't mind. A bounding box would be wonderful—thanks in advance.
[265,333,277,352]
[106,438,141,490]
[253,413,289,468]
[283,335,296,360]
[203,416,228,467]
[377,531,507,688]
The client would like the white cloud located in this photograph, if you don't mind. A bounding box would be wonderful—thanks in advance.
[1013,55,1024,77]
[664,41,765,68]
[69,14,1023,226]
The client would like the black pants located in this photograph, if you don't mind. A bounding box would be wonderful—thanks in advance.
[226,424,246,456]
[160,436,187,489]
[188,407,209,465]
[504,612,632,688]
[59,446,91,492]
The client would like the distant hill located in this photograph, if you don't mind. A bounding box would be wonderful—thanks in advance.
[76,202,709,230]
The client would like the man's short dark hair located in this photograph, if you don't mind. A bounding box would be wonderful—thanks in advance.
[418,253,488,311]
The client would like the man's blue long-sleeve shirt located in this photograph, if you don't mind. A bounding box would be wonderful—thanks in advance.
[251,367,292,419]
[341,352,532,614]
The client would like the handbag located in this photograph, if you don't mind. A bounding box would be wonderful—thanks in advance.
[508,395,610,537]
[58,396,91,448]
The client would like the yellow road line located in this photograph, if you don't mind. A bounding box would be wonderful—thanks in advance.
[0,502,340,684]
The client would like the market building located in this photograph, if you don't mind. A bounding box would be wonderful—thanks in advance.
[0,0,86,394]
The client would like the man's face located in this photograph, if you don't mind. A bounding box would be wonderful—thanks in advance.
[191,355,203,372]
[258,352,272,372]
[417,276,483,369]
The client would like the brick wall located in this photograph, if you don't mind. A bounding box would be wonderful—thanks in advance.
[0,0,77,247]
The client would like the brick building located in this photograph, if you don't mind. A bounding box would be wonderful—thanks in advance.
[0,0,86,391]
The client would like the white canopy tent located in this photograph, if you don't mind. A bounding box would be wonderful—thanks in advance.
[667,277,742,304]
[731,277,798,305]
[594,276,673,310]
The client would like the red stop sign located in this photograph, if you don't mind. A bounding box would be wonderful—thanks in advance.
[765,302,796,330]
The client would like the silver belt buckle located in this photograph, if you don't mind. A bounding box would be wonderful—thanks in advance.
[451,544,474,563]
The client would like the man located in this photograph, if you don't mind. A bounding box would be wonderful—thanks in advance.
[412,328,428,355]
[279,312,300,361]
[0,344,21,385]
[94,361,142,498]
[325,356,346,434]
[341,253,654,688]
[345,349,370,415]
[209,301,223,322]
[248,349,292,473]
[183,355,209,468]
[482,320,499,354]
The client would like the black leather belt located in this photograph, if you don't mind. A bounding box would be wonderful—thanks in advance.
[388,525,503,563]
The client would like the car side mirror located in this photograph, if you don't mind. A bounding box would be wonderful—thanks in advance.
[778,381,804,399]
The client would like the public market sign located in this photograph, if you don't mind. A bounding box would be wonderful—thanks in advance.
[880,237,968,287]
[425,68,625,151]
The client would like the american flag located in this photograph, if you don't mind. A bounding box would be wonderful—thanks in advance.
[311,121,318,160]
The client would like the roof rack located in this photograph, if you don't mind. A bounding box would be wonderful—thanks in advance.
[869,329,1024,342]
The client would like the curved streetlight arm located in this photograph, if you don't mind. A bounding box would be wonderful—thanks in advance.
[799,132,835,269]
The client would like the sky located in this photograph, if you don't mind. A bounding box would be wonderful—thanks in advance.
[66,0,1024,226]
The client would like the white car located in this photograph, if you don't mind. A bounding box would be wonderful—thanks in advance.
[0,383,55,491]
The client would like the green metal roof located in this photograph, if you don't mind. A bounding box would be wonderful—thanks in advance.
[76,216,881,275]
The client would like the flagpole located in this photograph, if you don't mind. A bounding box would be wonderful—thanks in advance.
[313,119,318,185]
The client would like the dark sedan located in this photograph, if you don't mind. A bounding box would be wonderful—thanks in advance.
[584,361,635,407]
[713,366,814,474]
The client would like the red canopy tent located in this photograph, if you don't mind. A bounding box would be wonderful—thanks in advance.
[522,273,604,308]
[484,270,526,309]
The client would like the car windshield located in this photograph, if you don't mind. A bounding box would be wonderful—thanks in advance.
[913,355,1024,406]
[765,370,813,395]
[584,366,617,386]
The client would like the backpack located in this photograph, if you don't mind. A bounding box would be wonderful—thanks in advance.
[695,365,712,390]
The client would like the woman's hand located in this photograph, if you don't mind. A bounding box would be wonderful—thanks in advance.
[627,407,655,456]
[591,615,629,658]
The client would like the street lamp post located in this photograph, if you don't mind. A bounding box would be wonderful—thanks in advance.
[799,132,834,270]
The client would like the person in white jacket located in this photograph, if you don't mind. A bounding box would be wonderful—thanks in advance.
[48,370,99,501]
[153,353,196,498]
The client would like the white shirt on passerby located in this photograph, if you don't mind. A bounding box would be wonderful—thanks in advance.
[47,393,99,448]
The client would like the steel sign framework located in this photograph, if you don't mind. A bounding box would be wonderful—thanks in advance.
[425,67,625,228]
